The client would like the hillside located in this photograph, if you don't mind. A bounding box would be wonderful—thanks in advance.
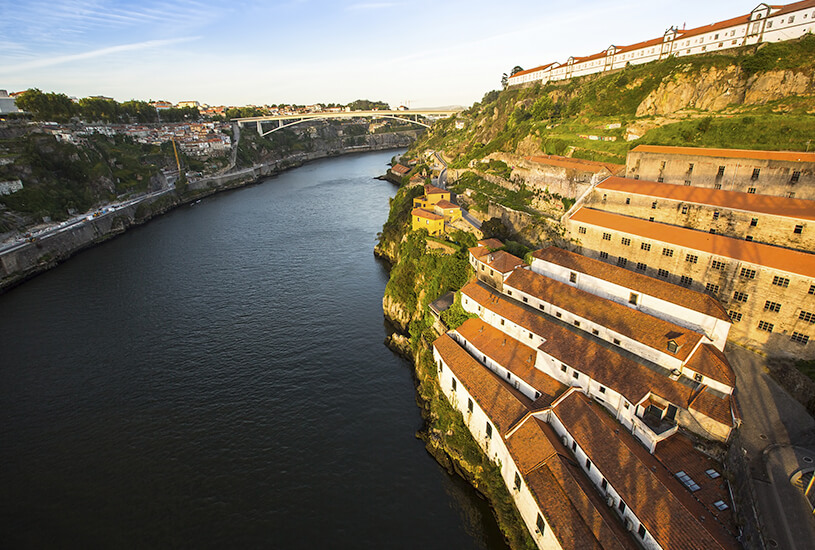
[416,36,815,169]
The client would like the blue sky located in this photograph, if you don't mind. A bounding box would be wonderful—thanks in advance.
[1,0,756,108]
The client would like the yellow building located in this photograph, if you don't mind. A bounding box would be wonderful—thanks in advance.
[412,208,445,236]
[413,184,451,209]
[434,199,462,221]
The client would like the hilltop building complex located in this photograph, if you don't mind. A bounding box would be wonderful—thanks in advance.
[509,0,815,87]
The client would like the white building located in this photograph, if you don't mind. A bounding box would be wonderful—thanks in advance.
[509,0,815,87]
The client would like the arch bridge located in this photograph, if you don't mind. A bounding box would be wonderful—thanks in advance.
[233,109,462,136]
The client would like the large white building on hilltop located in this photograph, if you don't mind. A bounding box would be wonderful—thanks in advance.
[509,0,815,87]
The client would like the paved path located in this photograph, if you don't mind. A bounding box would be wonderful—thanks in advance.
[727,344,815,549]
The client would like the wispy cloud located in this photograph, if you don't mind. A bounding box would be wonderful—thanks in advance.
[346,2,401,10]
[0,37,200,74]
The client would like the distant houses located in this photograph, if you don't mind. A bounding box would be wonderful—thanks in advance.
[410,184,464,236]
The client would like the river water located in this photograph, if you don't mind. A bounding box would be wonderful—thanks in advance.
[0,150,509,549]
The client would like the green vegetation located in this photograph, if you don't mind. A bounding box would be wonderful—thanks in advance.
[347,99,390,111]
[439,291,478,330]
[796,359,815,383]
[449,172,537,214]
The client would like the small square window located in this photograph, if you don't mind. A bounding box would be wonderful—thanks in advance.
[573,372,579,380]
[751,218,758,227]
[717,166,725,177]
[729,310,742,322]
[613,338,621,345]
[599,251,609,259]
[740,267,756,279]
[621,237,631,246]
[681,205,689,214]
[794,225,804,234]
[651,201,658,209]
[713,211,720,220]
[569,272,577,283]
[636,262,647,271]
[733,291,749,303]
[602,232,611,241]
[663,248,674,257]
[680,275,693,287]
[657,268,669,278]
[641,243,651,251]
[617,257,627,267]
[625,197,631,205]
[772,276,789,287]
[748,187,756,194]
[757,320,774,332]
[629,292,639,305]
[752,168,760,180]
[711,259,726,270]
[578,226,587,234]
[791,170,801,183]
[764,301,781,313]
[560,364,567,373]
[686,254,698,264]
[599,386,606,394]
[791,332,810,345]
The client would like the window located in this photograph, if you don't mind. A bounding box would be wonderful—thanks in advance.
[712,259,726,270]
[660,161,666,169]
[621,237,631,246]
[571,440,577,451]
[748,187,756,194]
[772,276,790,287]
[625,197,631,205]
[573,320,580,327]
[663,248,674,257]
[629,292,639,305]
[649,217,654,222]
[569,272,577,283]
[746,236,753,242]
[787,192,796,199]
[686,254,698,264]
[522,296,528,303]
[713,211,720,220]
[714,183,722,190]
[688,163,694,172]
[684,180,691,186]
[791,170,801,183]
[706,283,720,294]
[507,290,512,296]
[636,262,647,271]
[468,398,473,413]
[694,373,704,382]
[592,328,600,336]
[710,229,717,234]
[800,311,815,324]
[651,201,658,209]
[790,15,795,23]
[602,193,607,202]
[452,378,457,391]
[613,338,621,345]
[676,471,701,492]
[536,514,546,535]
[658,177,664,183]
[618,500,626,513]
[740,267,757,279]
[599,386,606,394]
[658,268,669,278]
[758,320,774,332]
[602,232,611,241]
[601,478,608,490]
[585,458,591,471]
[733,291,749,303]
[555,311,562,318]
[617,257,627,267]
[794,225,804,234]
[500,319,505,325]
[729,310,743,322]
[714,500,729,511]
[717,165,725,177]
[599,251,609,259]
[638,524,647,539]
[667,340,678,353]
[810,285,815,295]
[765,301,781,313]
[485,422,492,439]
[752,168,760,180]
[578,226,587,234]
[682,205,689,214]
[706,469,721,479]
[641,243,651,251]
[560,364,567,373]
[751,217,758,227]
[680,275,693,287]
[791,332,810,345]
[514,472,522,491]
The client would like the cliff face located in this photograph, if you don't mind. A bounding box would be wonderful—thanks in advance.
[636,66,815,116]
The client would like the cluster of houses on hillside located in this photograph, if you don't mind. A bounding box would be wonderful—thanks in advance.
[509,0,815,87]
[434,238,741,549]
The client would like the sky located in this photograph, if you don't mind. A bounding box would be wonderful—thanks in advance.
[0,0,758,109]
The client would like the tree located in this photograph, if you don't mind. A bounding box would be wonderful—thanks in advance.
[510,66,524,76]
[14,88,77,122]
[501,73,508,89]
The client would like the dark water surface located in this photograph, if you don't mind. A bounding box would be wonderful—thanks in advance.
[0,151,508,549]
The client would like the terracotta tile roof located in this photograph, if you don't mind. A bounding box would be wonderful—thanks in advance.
[474,250,527,274]
[654,435,736,532]
[615,35,666,54]
[630,144,815,163]
[689,386,735,427]
[531,246,730,322]
[461,282,690,408]
[478,238,504,250]
[434,199,460,210]
[684,344,736,388]
[507,416,635,550]
[597,176,815,221]
[525,154,624,175]
[391,163,411,175]
[454,318,567,405]
[677,13,752,40]
[432,333,531,434]
[553,392,739,550]
[412,207,444,221]
[504,268,702,362]
[510,62,558,78]
[772,0,815,17]
[569,207,815,279]
[469,245,491,259]
[424,184,447,195]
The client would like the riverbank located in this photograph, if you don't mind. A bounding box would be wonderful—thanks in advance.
[0,136,413,294]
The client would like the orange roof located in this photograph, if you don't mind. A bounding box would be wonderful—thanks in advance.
[468,245,491,259]
[510,62,558,78]
[630,144,815,163]
[412,208,444,221]
[615,35,666,54]
[531,247,730,322]
[506,416,635,550]
[684,344,736,387]
[454,318,567,405]
[597,176,815,221]
[677,13,751,40]
[570,207,815,278]
[432,333,531,433]
[473,250,527,274]
[525,154,624,175]
[434,199,460,210]
[553,392,739,550]
[689,386,736,427]
[391,163,411,175]
[424,184,447,195]
[477,238,504,250]
[504,268,702,362]
[771,0,815,17]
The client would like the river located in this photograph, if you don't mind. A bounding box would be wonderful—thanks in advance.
[0,150,509,549]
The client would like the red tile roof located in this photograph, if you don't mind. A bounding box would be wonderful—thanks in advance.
[412,208,444,221]
[684,344,736,388]
[432,333,531,434]
[553,392,739,550]
[597,176,815,221]
[677,13,752,40]
[391,163,411,175]
[772,0,815,17]
[615,35,666,54]
[434,199,460,210]
[454,318,567,405]
[424,184,448,195]
[477,238,504,250]
[510,63,558,78]
[525,154,624,175]
[569,207,815,278]
[688,386,735,427]
[504,268,703,363]
[469,245,491,259]
[531,247,731,322]
[473,250,527,274]
[630,144,815,163]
